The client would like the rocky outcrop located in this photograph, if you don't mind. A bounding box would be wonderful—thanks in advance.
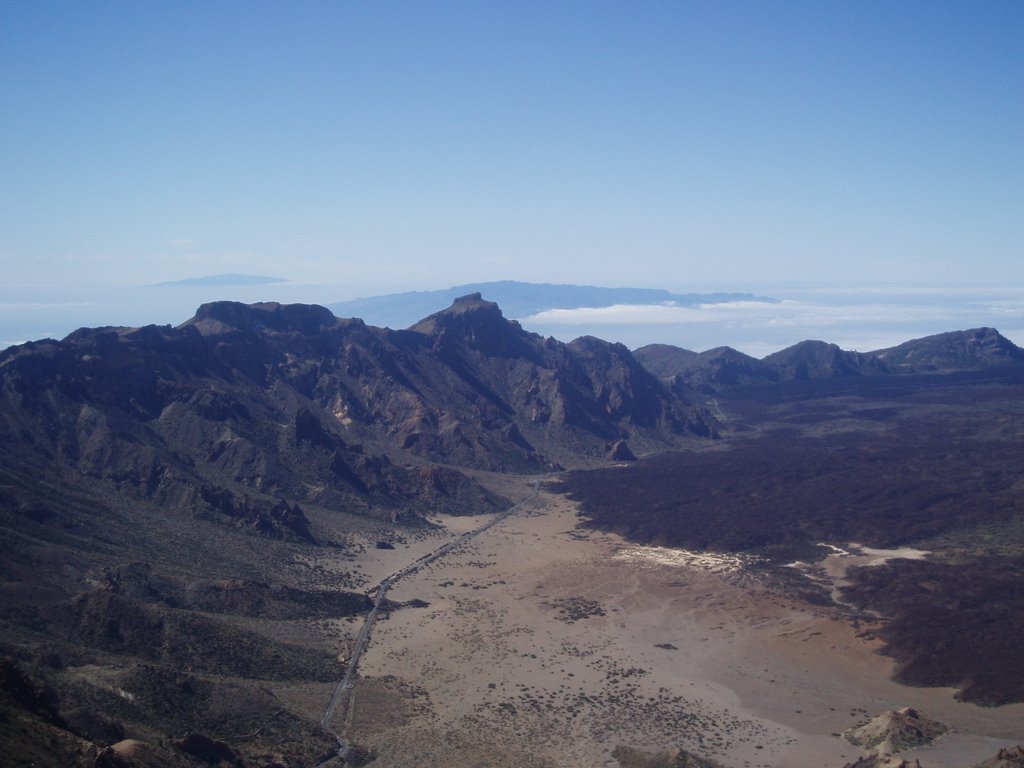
[842,708,947,755]
[606,439,637,461]
[975,746,1024,768]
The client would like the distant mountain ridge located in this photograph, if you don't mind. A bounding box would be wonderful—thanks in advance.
[763,340,889,380]
[874,326,1024,372]
[329,280,778,330]
[635,327,1024,392]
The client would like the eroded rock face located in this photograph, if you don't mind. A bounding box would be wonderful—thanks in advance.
[842,707,947,756]
[400,294,716,460]
[0,296,712,542]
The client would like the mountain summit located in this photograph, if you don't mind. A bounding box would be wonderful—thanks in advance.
[408,293,538,359]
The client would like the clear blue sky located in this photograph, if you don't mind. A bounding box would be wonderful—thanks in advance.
[2,1,1021,294]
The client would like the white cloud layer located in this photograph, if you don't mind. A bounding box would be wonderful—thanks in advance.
[524,298,1014,329]
[519,293,1024,357]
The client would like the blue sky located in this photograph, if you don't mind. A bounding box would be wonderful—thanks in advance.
[1,1,1022,296]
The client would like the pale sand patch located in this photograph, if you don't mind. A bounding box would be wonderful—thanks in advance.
[612,543,752,573]
[787,543,933,611]
[330,492,1023,768]
[819,543,931,581]
[854,544,930,563]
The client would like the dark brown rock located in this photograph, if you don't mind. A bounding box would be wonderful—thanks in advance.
[606,439,636,461]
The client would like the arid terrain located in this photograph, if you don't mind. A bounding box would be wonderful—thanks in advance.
[314,484,1023,768]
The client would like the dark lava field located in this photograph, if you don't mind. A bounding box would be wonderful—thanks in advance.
[554,367,1024,706]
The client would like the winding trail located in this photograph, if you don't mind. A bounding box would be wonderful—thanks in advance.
[708,396,761,433]
[708,397,727,421]
[317,481,540,763]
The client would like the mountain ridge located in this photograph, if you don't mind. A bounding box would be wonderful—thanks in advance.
[635,327,1024,392]
[0,295,713,544]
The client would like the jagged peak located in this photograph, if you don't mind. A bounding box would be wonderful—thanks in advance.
[408,293,528,341]
[407,293,505,334]
[404,294,547,362]
[842,707,948,756]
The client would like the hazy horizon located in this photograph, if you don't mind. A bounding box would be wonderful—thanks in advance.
[2,2,1022,299]
[2,3,1021,357]
[3,278,1023,360]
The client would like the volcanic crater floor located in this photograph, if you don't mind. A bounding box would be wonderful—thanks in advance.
[303,487,1024,768]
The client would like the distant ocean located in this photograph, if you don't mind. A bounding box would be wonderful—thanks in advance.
[3,281,1023,359]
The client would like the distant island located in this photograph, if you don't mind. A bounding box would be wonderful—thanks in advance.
[152,273,289,287]
[330,280,779,330]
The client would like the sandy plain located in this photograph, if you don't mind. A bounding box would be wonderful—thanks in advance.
[312,483,1024,768]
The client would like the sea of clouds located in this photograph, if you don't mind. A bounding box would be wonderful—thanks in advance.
[519,286,1024,357]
